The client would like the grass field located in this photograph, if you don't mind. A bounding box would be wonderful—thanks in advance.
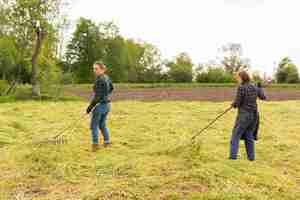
[0,100,300,200]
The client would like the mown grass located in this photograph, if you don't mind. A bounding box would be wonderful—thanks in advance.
[0,100,300,199]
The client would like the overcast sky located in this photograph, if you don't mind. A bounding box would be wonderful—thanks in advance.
[69,0,300,76]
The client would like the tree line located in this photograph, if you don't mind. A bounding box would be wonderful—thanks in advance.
[0,0,299,96]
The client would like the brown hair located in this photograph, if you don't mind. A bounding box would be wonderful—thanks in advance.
[239,71,250,83]
[94,61,106,70]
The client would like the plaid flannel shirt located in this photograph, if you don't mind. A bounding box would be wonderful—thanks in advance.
[88,74,114,110]
[232,82,266,112]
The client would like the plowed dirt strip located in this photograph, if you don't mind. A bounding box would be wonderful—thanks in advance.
[67,87,300,102]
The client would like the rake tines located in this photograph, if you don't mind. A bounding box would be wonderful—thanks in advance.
[51,135,68,145]
[33,135,68,146]
[32,113,87,146]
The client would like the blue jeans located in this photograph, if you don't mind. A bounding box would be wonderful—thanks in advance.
[90,103,111,144]
[230,110,257,161]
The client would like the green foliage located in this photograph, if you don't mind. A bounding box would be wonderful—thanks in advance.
[123,39,144,82]
[66,18,164,83]
[5,0,60,60]
[104,36,129,82]
[0,79,9,95]
[276,57,290,83]
[139,44,164,83]
[0,1,9,36]
[3,0,68,96]
[66,18,105,83]
[36,31,64,98]
[38,62,63,98]
[0,37,18,81]
[276,57,300,83]
[166,52,194,82]
[285,64,300,83]
[60,72,74,85]
[196,67,235,83]
[66,19,130,83]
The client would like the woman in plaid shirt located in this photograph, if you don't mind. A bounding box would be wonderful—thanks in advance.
[230,71,266,161]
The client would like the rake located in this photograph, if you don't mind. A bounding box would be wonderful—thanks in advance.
[168,106,233,153]
[190,106,233,143]
[33,111,90,145]
[37,102,105,145]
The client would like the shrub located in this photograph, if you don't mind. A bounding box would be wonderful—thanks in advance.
[0,80,9,95]
[60,72,74,85]
[196,67,235,83]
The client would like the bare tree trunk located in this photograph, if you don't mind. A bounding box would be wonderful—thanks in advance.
[31,28,45,97]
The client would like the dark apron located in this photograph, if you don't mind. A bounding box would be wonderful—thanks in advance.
[235,109,260,141]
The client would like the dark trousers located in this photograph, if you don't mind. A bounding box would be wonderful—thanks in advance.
[230,110,258,161]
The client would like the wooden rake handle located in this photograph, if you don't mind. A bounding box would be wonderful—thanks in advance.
[191,106,233,142]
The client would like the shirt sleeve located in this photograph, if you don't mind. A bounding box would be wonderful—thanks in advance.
[88,78,105,109]
[109,78,114,94]
[232,85,244,108]
[257,87,267,100]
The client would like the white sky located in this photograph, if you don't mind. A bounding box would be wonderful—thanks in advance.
[69,0,300,76]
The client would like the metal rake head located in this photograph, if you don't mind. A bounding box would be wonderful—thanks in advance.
[33,135,68,146]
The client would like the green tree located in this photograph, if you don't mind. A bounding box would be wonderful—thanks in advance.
[104,36,129,82]
[37,29,64,96]
[276,57,300,83]
[67,19,164,83]
[166,53,193,82]
[66,18,105,83]
[99,21,120,39]
[0,1,9,37]
[0,37,17,80]
[124,39,145,82]
[285,64,300,83]
[66,19,130,83]
[139,43,163,83]
[123,40,163,83]
[276,57,290,83]
[6,0,67,96]
[195,64,235,83]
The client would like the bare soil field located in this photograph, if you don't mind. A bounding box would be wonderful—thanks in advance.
[67,87,300,102]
